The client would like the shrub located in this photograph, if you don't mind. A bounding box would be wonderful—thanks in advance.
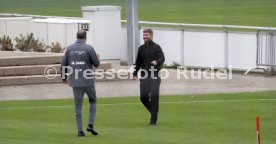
[49,42,65,53]
[163,61,181,69]
[15,33,49,52]
[32,39,49,52]
[0,35,14,51]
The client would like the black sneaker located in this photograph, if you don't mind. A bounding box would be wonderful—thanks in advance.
[149,120,157,126]
[149,115,157,126]
[77,131,85,137]
[87,124,98,135]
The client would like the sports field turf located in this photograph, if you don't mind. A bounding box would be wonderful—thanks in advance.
[0,91,275,144]
[0,0,276,27]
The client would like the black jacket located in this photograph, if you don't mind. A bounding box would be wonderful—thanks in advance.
[133,41,165,76]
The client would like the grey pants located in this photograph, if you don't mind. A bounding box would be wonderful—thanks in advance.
[72,84,97,132]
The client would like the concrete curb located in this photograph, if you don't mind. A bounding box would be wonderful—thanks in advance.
[0,62,112,76]
[0,55,62,67]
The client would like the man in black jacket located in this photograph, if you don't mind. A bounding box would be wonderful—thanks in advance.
[133,28,165,125]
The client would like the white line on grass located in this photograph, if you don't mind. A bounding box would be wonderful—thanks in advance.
[0,98,276,110]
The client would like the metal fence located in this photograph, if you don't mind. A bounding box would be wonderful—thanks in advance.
[130,21,276,75]
[257,30,276,66]
[243,29,276,75]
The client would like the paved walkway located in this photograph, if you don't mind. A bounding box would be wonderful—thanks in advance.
[0,69,276,101]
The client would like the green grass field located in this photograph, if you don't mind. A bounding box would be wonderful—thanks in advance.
[0,91,275,144]
[1,0,276,27]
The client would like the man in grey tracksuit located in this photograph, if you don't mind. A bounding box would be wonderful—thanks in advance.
[61,30,100,137]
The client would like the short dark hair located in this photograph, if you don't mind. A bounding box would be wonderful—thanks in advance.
[77,30,87,39]
[143,28,153,35]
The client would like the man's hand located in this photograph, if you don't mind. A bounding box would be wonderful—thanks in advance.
[133,76,139,81]
[151,60,158,66]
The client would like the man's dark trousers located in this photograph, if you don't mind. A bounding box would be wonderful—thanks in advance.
[139,72,161,123]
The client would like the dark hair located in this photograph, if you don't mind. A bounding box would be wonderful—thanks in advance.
[143,28,153,35]
[77,30,87,39]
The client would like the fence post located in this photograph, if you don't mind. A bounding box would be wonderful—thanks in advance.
[180,25,185,66]
[224,26,229,69]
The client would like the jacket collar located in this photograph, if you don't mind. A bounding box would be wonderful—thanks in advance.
[76,39,86,43]
[145,40,154,46]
